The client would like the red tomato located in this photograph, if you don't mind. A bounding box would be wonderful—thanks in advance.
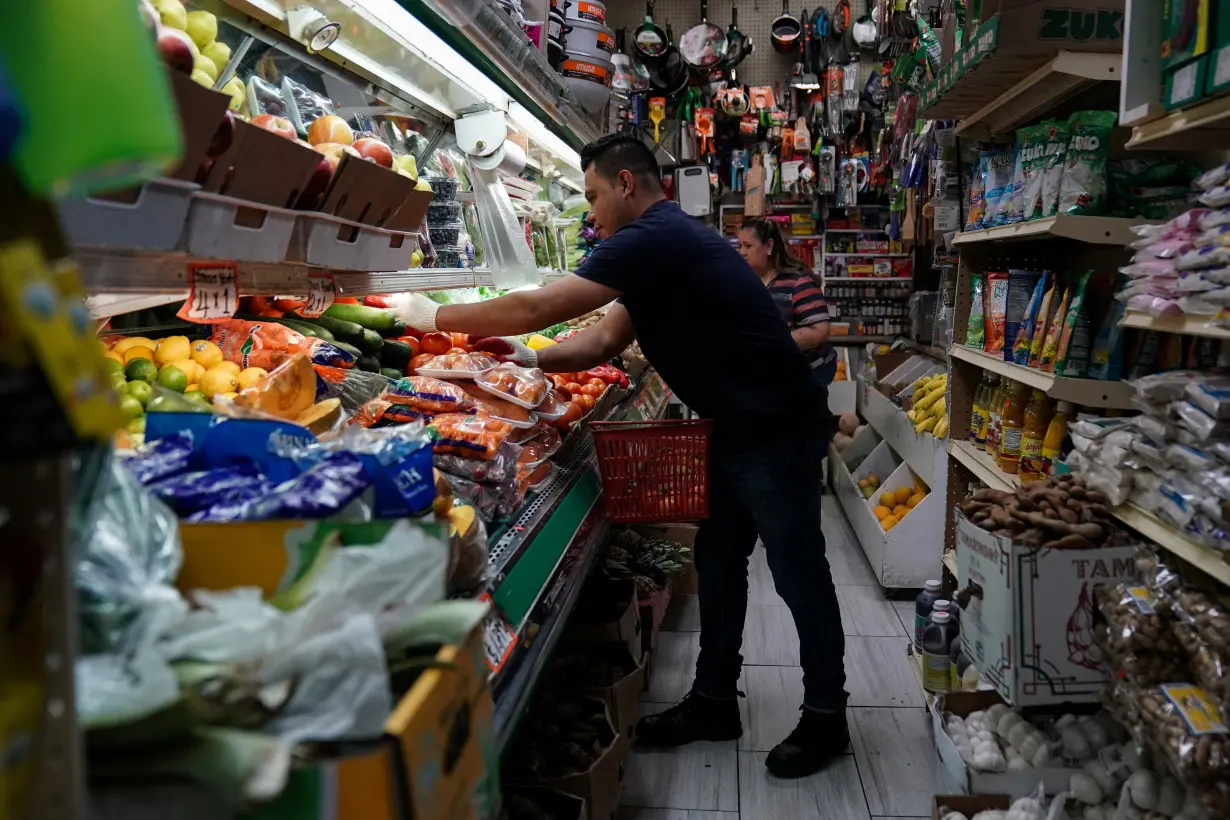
[579,384,604,397]
[450,332,471,349]
[393,336,422,357]
[551,374,568,390]
[563,382,583,396]
[587,378,605,388]
[574,394,596,410]
[420,332,453,355]
[554,403,583,430]
[333,297,360,304]
[447,346,468,354]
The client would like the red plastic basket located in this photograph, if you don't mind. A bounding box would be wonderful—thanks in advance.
[589,419,713,523]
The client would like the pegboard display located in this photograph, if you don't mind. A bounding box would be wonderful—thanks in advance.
[602,0,880,94]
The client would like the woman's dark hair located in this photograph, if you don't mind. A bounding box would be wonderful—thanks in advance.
[740,217,811,275]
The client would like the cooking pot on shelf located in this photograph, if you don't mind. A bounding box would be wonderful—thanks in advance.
[566,17,616,62]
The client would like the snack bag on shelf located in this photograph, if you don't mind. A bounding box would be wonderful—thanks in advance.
[984,271,1009,354]
[1057,110,1117,216]
[1011,272,1049,365]
[474,362,550,408]
[428,413,513,460]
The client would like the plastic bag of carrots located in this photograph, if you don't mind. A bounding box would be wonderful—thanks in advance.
[428,413,514,460]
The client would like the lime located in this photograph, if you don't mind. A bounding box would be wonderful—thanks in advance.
[102,357,125,375]
[126,380,154,406]
[125,358,158,383]
[183,389,209,404]
[118,395,145,420]
[125,417,146,435]
[156,364,188,393]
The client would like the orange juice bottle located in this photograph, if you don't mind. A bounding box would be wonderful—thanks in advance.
[1039,400,1074,476]
[1017,390,1054,482]
[984,377,1007,456]
[997,383,1029,473]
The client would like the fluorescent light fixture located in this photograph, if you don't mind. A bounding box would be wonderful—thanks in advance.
[508,102,582,173]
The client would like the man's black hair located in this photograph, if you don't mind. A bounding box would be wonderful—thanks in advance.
[580,133,662,187]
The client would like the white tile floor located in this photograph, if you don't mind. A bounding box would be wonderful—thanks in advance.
[619,496,939,820]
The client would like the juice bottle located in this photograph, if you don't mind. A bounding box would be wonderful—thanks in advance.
[913,579,942,651]
[975,375,997,447]
[922,610,957,693]
[985,377,1007,457]
[1040,400,1074,476]
[970,373,991,444]
[998,382,1029,473]
[1018,390,1054,482]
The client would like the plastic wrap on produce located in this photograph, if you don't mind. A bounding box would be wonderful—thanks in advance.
[471,158,537,289]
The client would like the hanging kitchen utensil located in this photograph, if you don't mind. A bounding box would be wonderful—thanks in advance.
[744,153,766,215]
[679,0,727,69]
[695,107,715,155]
[771,0,802,54]
[792,9,820,90]
[633,1,669,59]
[677,120,697,161]
[829,0,852,64]
[793,115,810,153]
[811,5,830,71]
[648,96,666,145]
[723,4,748,67]
[720,68,749,117]
[677,86,702,122]
[648,23,689,96]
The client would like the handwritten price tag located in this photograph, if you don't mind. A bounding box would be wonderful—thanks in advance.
[299,274,335,318]
[479,592,518,673]
[177,263,238,323]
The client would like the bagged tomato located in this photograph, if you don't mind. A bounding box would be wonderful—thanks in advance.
[533,389,569,421]
[474,363,549,408]
[516,435,560,468]
[384,376,473,414]
[428,413,514,460]
[459,382,537,427]
[415,352,498,380]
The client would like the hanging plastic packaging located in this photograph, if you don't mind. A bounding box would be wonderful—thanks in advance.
[470,141,539,289]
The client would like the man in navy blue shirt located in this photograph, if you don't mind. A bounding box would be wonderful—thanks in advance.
[396,134,848,778]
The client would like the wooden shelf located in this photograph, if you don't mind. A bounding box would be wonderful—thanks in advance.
[949,440,1019,492]
[951,51,1122,140]
[1126,94,1230,151]
[952,215,1141,247]
[1112,504,1230,587]
[823,277,913,283]
[1119,311,1230,339]
[949,346,1136,409]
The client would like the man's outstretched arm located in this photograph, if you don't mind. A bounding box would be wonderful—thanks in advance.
[536,302,636,373]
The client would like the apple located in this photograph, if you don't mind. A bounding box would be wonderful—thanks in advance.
[221,77,246,112]
[194,53,219,82]
[202,41,231,72]
[296,157,333,208]
[314,142,360,175]
[353,137,393,168]
[157,27,196,74]
[155,0,188,31]
[251,114,296,140]
[206,111,235,158]
[185,10,218,49]
[307,115,353,146]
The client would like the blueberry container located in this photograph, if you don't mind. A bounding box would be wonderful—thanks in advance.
[433,245,462,268]
[426,200,462,226]
[429,224,462,246]
[422,176,459,202]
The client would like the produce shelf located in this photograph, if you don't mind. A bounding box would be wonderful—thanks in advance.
[1118,311,1230,339]
[862,382,947,485]
[951,51,1120,140]
[1111,504,1230,588]
[948,440,1019,492]
[823,277,913,283]
[948,346,1135,408]
[1125,93,1230,151]
[952,215,1140,247]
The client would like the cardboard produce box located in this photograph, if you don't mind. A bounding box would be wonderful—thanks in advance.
[931,690,1085,797]
[954,515,1137,707]
[545,643,647,741]
[566,576,642,661]
[932,794,1010,820]
[502,787,586,820]
[638,523,699,595]
[506,698,629,820]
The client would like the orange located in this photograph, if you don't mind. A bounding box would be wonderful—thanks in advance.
[879,491,895,508]
[873,505,891,520]
[908,492,924,508]
[881,515,898,531]
[893,504,909,518]
[123,346,154,364]
[894,486,913,506]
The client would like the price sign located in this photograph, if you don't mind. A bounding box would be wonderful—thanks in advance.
[300,274,336,318]
[479,592,518,673]
[177,263,239,323]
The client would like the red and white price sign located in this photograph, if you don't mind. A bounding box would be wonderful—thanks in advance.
[299,273,336,318]
[479,592,519,673]
[177,263,239,323]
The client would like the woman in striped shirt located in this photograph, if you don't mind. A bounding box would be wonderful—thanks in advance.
[737,218,837,391]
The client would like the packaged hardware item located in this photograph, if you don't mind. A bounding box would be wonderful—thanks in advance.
[979,143,1016,226]
[1004,269,1043,361]
[428,412,514,460]
[983,271,1010,354]
[1012,273,1049,365]
[474,362,550,408]
[1057,110,1117,215]
[965,272,985,347]
[1054,270,1093,377]
[414,352,499,380]
[1038,286,1071,372]
[1027,280,1057,368]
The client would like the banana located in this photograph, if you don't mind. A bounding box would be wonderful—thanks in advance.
[907,409,918,422]
[915,416,937,434]
[934,414,949,438]
[931,397,946,418]
[916,384,945,411]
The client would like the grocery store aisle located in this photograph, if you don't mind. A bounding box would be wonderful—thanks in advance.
[618,496,938,820]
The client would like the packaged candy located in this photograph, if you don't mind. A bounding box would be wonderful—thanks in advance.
[978,143,1016,226]
[459,382,537,427]
[415,352,498,379]
[384,376,474,414]
[474,362,550,408]
[428,413,514,460]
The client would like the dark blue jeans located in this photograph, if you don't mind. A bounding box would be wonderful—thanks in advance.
[692,420,848,712]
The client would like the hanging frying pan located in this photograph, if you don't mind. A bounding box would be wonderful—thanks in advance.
[648,23,689,96]
[723,3,748,68]
[771,0,801,54]
[679,0,727,69]
[633,1,668,60]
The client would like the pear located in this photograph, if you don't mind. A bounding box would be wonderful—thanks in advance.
[185,10,218,48]
[202,41,232,72]
[155,0,188,30]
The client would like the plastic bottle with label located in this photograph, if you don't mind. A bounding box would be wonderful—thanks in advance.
[984,377,1007,457]
[913,579,942,650]
[970,373,992,444]
[922,610,957,693]
[997,382,1029,473]
[1040,400,1074,476]
[1018,390,1055,482]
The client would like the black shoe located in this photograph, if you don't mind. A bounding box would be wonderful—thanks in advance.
[634,692,742,747]
[765,708,850,778]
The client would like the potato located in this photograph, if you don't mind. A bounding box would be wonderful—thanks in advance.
[837,412,860,436]
[833,432,853,451]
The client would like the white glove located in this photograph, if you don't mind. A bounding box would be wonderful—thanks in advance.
[470,336,538,367]
[386,292,441,334]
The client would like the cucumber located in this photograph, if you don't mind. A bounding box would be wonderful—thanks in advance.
[380,367,404,380]
[287,312,364,345]
[379,318,408,338]
[323,303,400,333]
[329,340,363,360]
[380,340,415,369]
[357,356,381,373]
[234,313,331,341]
[359,329,384,354]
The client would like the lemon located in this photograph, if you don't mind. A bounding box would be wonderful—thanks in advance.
[190,340,223,368]
[209,360,241,376]
[185,383,199,393]
[103,350,124,365]
[155,335,191,366]
[113,337,154,355]
[199,368,238,398]
[123,347,155,365]
[171,358,205,383]
[237,367,268,390]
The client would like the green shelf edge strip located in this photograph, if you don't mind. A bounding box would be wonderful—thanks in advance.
[393,0,588,152]
[920,16,1001,112]
[493,468,600,626]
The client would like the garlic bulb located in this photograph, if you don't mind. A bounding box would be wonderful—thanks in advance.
[1071,772,1105,804]
[1006,796,1045,820]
